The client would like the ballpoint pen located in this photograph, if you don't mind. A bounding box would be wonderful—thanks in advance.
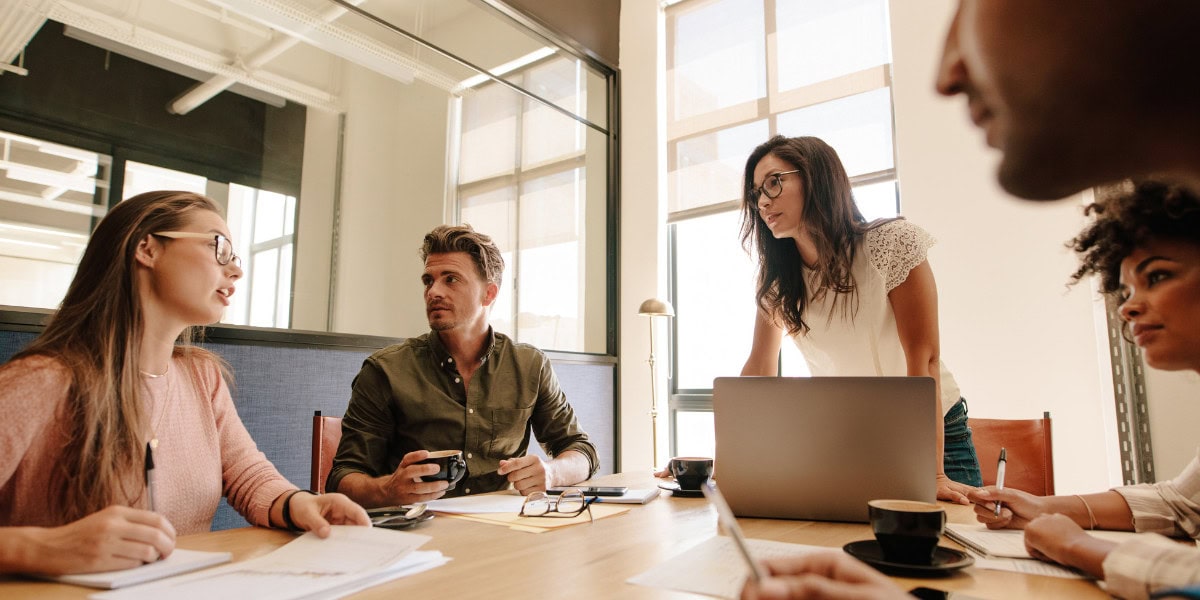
[994,447,1007,517]
[145,442,157,512]
[701,481,767,583]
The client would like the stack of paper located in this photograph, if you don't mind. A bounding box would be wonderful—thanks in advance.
[90,526,448,600]
[46,549,232,589]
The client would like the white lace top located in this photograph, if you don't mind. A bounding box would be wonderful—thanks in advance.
[791,219,961,415]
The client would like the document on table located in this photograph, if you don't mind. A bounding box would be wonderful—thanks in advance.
[946,523,1152,559]
[44,549,231,589]
[628,536,823,599]
[89,526,448,600]
[425,492,525,514]
[971,557,1089,579]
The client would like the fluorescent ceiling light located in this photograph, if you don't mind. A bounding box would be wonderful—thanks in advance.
[0,221,88,239]
[3,163,96,194]
[49,1,341,112]
[455,47,556,92]
[0,236,60,250]
[209,0,458,91]
[63,26,287,108]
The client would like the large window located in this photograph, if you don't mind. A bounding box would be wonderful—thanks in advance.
[666,0,897,454]
[455,54,611,354]
[0,134,296,329]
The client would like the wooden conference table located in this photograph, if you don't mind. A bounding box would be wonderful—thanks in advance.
[2,472,1107,599]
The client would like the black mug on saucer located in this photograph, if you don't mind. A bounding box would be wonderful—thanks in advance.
[868,499,946,565]
[418,450,467,490]
[669,456,714,492]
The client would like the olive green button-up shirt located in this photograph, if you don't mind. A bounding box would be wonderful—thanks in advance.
[327,329,598,497]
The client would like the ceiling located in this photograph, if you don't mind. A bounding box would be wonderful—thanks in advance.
[0,0,545,113]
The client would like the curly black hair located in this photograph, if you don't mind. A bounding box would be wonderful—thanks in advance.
[1069,181,1200,293]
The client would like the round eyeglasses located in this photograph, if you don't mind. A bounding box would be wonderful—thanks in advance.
[152,231,242,268]
[749,169,801,205]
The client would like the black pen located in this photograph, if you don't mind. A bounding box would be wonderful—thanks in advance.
[994,448,1007,517]
[145,442,157,512]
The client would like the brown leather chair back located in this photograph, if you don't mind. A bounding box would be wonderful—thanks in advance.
[969,412,1054,496]
[311,411,343,493]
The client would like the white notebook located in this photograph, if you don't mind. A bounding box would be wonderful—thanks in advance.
[946,522,1153,559]
[45,549,231,589]
[595,488,660,504]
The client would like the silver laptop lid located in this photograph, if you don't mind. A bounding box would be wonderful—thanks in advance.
[713,376,937,523]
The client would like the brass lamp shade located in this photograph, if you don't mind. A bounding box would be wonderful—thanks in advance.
[638,298,675,317]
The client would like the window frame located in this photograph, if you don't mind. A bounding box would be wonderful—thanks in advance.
[664,0,898,456]
[451,50,618,356]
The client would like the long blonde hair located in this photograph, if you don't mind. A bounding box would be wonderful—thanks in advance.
[14,190,223,521]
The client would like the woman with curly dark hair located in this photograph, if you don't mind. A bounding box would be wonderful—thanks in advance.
[738,135,980,503]
[966,181,1200,598]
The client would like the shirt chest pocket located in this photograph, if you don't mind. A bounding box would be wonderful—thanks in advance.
[487,407,534,459]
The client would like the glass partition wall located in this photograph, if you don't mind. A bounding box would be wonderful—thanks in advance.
[0,0,615,354]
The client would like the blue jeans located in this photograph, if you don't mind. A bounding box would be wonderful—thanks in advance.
[943,398,982,487]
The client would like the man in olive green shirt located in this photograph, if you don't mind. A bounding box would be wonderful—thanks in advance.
[328,225,597,507]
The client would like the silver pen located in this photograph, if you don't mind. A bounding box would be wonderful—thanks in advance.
[994,448,1007,517]
[701,481,768,583]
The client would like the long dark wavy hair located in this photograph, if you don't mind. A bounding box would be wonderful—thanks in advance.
[739,135,883,335]
[12,190,226,521]
[1069,180,1200,293]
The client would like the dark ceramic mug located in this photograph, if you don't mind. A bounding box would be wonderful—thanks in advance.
[868,499,946,565]
[418,450,467,490]
[669,456,714,491]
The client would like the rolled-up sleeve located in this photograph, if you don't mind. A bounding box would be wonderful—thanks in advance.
[1114,452,1200,538]
[531,357,598,477]
[327,359,397,493]
[1103,535,1200,600]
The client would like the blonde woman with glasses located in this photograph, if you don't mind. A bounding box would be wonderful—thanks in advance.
[739,135,980,503]
[0,190,368,577]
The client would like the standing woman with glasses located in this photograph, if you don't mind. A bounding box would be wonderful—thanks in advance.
[0,191,368,577]
[739,136,980,503]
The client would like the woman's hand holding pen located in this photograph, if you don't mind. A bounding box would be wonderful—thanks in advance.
[10,505,175,575]
[967,487,1046,529]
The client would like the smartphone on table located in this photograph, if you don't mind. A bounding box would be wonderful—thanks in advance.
[547,486,628,497]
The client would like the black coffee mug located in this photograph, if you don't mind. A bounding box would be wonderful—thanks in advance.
[868,499,946,565]
[669,456,714,491]
[418,450,467,490]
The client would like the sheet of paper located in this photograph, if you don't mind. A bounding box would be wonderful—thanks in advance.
[971,557,1088,579]
[628,536,823,599]
[248,525,427,574]
[46,549,231,589]
[946,523,1153,559]
[425,492,525,514]
[90,526,442,600]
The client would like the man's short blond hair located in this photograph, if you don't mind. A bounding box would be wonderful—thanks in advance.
[420,224,504,285]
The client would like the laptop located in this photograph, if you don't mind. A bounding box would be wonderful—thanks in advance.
[713,376,936,523]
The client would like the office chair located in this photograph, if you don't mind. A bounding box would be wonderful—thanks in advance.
[311,410,343,493]
[969,411,1055,496]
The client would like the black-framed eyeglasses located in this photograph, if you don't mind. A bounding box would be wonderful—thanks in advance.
[520,489,594,522]
[153,231,242,268]
[749,169,801,205]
